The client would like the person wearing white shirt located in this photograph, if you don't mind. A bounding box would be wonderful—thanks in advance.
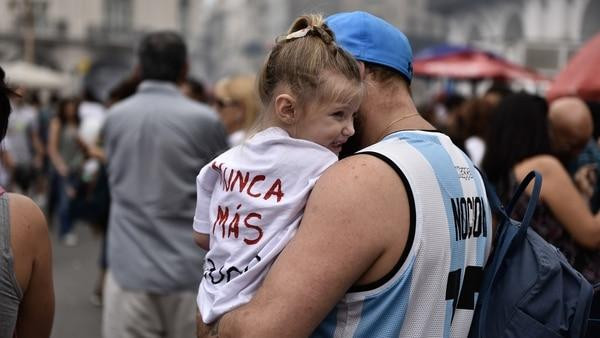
[193,14,363,325]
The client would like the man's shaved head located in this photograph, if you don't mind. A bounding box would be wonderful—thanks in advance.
[549,96,593,161]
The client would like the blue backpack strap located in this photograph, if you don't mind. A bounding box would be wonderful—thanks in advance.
[505,171,542,237]
[477,171,542,337]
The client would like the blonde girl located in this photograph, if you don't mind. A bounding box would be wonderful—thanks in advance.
[193,14,363,324]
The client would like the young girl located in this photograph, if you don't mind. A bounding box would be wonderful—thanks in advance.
[193,14,363,324]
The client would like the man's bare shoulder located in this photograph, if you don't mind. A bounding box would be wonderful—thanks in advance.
[317,153,404,190]
[303,153,411,288]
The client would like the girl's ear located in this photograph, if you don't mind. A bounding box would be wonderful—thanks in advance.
[274,94,297,125]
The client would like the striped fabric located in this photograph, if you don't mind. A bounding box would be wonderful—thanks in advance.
[312,130,493,338]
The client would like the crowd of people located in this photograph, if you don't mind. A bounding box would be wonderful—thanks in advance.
[0,9,599,338]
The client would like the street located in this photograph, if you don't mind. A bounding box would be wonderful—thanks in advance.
[51,222,103,338]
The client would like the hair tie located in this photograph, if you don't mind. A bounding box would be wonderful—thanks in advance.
[276,27,313,43]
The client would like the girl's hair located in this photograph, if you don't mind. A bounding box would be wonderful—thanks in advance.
[257,14,362,115]
[215,74,260,130]
[56,97,81,126]
[481,92,551,199]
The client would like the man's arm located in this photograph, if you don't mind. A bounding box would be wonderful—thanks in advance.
[208,154,411,337]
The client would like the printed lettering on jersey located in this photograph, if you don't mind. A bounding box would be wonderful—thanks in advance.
[450,196,487,241]
[455,166,473,181]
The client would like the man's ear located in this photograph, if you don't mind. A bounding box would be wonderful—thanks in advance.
[274,94,297,125]
[358,61,366,80]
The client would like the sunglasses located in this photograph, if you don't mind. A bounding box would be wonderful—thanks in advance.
[215,97,238,109]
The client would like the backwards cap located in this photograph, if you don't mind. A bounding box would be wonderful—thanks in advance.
[326,11,413,83]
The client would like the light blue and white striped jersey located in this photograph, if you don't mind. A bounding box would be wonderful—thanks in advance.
[312,130,493,338]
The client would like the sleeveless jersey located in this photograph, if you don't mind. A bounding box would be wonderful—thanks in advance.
[312,130,493,338]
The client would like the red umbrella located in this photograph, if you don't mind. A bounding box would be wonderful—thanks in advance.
[547,33,600,101]
[413,45,548,82]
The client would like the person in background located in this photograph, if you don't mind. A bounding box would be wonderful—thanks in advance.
[47,97,86,246]
[38,93,60,219]
[4,87,44,195]
[461,93,505,168]
[181,77,214,105]
[199,11,493,337]
[79,88,106,151]
[213,74,260,147]
[77,73,141,308]
[481,82,512,108]
[548,96,600,213]
[482,92,600,284]
[102,31,228,338]
[105,73,142,108]
[0,66,54,338]
[436,92,466,147]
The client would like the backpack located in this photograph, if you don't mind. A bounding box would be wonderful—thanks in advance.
[469,171,594,337]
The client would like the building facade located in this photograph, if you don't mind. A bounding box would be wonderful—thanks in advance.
[0,0,188,98]
[1,0,597,96]
[428,0,600,75]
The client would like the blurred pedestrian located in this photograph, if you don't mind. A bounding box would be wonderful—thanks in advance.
[481,82,512,108]
[549,96,600,212]
[194,13,361,326]
[482,92,600,283]
[459,97,497,168]
[38,93,60,219]
[47,98,86,246]
[213,74,260,147]
[181,77,213,105]
[4,88,45,195]
[101,31,228,338]
[78,87,106,149]
[0,66,54,338]
[440,93,467,150]
[105,73,141,108]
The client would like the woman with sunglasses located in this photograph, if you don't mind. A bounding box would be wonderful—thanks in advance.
[213,74,260,147]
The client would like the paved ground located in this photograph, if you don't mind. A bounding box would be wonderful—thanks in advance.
[51,222,103,338]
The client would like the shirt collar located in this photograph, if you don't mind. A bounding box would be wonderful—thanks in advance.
[137,80,181,95]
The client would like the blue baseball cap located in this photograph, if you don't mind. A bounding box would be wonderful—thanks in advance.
[326,11,413,83]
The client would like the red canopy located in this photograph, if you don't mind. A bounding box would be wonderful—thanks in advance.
[547,33,600,101]
[413,48,548,82]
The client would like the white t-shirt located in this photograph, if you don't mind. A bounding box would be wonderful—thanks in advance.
[227,129,246,147]
[193,127,337,323]
[6,104,36,165]
[465,136,486,168]
[78,101,106,146]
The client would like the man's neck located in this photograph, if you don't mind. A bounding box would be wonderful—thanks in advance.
[364,96,434,145]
